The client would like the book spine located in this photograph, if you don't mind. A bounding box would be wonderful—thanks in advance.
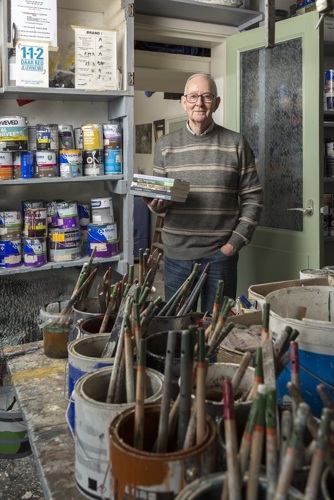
[130,188,173,201]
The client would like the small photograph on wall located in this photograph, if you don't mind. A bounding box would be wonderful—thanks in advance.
[136,123,152,154]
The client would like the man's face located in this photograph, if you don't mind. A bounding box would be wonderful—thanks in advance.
[181,76,220,130]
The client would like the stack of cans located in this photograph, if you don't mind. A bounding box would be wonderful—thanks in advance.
[22,200,47,267]
[0,210,22,268]
[48,201,82,262]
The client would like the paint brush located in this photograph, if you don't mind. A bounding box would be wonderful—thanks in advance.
[177,263,210,316]
[316,384,334,409]
[134,339,146,451]
[246,383,267,500]
[98,282,118,333]
[265,388,278,499]
[223,379,242,500]
[274,402,310,500]
[207,279,224,337]
[196,328,206,445]
[304,407,333,500]
[178,330,193,450]
[156,330,177,453]
[133,302,141,352]
[124,322,135,403]
[138,248,144,285]
[279,409,292,472]
[183,408,197,450]
[261,303,276,392]
[207,297,234,355]
[231,351,253,398]
[70,262,88,300]
[58,267,98,323]
[247,346,263,401]
[286,381,320,439]
[157,264,200,317]
[114,350,126,404]
[273,326,292,360]
[289,341,300,417]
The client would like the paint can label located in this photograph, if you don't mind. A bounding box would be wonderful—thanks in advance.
[28,126,37,151]
[35,151,57,177]
[23,208,47,238]
[81,124,103,150]
[0,152,13,180]
[58,125,74,149]
[36,125,52,150]
[59,150,83,177]
[23,237,47,267]
[87,223,118,257]
[22,200,44,213]
[74,128,83,149]
[103,121,122,147]
[49,229,82,261]
[0,210,22,227]
[13,151,35,179]
[0,116,28,151]
[82,149,104,176]
[104,149,122,174]
[77,204,90,227]
[0,240,22,267]
[47,200,64,228]
[91,198,114,224]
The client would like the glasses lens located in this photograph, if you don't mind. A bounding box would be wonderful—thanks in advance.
[186,93,214,103]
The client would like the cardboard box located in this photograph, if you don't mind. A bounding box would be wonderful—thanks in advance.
[248,276,330,308]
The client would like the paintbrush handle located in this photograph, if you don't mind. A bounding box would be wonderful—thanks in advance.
[266,388,278,498]
[124,324,135,403]
[134,339,146,450]
[231,351,252,395]
[279,409,292,472]
[223,379,241,500]
[178,330,193,450]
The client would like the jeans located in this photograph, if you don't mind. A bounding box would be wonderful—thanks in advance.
[164,251,239,315]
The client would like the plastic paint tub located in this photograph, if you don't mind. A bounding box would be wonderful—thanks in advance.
[0,385,31,459]
[104,149,122,174]
[87,223,118,258]
[35,150,57,177]
[0,210,22,241]
[13,151,34,179]
[58,124,75,150]
[0,240,22,268]
[265,285,334,417]
[91,197,114,224]
[46,200,64,228]
[81,123,103,150]
[109,403,217,499]
[73,368,164,499]
[23,237,47,267]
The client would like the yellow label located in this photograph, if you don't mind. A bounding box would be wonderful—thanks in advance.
[51,233,65,242]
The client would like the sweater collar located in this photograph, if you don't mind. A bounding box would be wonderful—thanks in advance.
[186,121,215,136]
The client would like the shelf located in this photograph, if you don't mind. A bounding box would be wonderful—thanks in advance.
[134,0,264,31]
[0,253,123,276]
[0,87,133,102]
[0,174,123,187]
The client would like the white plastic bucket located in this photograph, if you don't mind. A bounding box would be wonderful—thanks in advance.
[71,366,164,500]
[0,385,31,459]
[265,285,334,417]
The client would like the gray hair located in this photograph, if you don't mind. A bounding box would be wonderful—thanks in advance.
[184,73,218,96]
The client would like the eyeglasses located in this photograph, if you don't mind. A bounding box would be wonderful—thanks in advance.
[184,93,216,103]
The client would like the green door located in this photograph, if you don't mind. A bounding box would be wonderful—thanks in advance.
[225,11,323,296]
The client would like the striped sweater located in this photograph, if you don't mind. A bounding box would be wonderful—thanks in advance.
[153,123,263,260]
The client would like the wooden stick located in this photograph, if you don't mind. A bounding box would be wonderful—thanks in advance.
[279,409,292,472]
[196,328,206,445]
[98,283,118,333]
[231,351,253,397]
[178,330,193,450]
[223,379,241,500]
[183,409,196,450]
[266,388,278,499]
[124,323,135,403]
[246,383,267,500]
[105,305,127,403]
[114,350,126,404]
[289,341,300,417]
[207,297,234,355]
[247,346,263,401]
[316,384,334,409]
[134,339,146,450]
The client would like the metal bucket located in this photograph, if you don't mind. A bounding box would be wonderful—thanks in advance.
[76,314,116,338]
[321,466,334,500]
[67,333,115,432]
[175,472,304,499]
[143,311,205,338]
[265,285,334,417]
[109,402,218,499]
[71,367,164,500]
[72,297,102,326]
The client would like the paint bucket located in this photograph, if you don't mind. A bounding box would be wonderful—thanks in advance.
[0,385,31,459]
[39,301,72,359]
[56,201,80,229]
[67,333,115,433]
[265,285,334,417]
[190,362,255,421]
[28,125,37,151]
[72,297,102,326]
[58,124,75,150]
[87,223,118,258]
[23,207,47,237]
[109,402,217,499]
[145,329,218,400]
[0,210,22,240]
[46,199,64,228]
[77,203,90,227]
[82,149,104,176]
[76,314,116,338]
[91,197,114,224]
[13,151,34,179]
[35,150,57,177]
[36,124,59,150]
[103,120,122,147]
[143,311,206,338]
[22,199,44,212]
[0,152,13,179]
[299,268,328,279]
[321,466,334,500]
[59,149,83,177]
[72,367,164,499]
[81,123,103,150]
[23,237,47,267]
[174,472,304,499]
[74,127,83,149]
[0,116,28,151]
[48,228,82,262]
[0,240,22,268]
[104,149,122,174]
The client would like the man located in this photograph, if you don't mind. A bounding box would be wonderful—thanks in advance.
[143,73,263,313]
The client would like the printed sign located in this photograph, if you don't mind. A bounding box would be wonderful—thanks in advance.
[16,41,49,87]
[11,0,57,47]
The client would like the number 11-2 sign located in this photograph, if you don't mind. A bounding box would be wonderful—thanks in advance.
[16,41,49,88]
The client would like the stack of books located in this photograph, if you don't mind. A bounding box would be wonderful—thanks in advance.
[130,173,190,202]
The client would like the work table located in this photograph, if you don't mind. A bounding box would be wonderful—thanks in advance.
[4,342,86,500]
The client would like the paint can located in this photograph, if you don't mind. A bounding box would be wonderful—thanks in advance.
[87,223,118,258]
[72,368,164,499]
[77,203,90,227]
[103,120,122,147]
[48,228,82,262]
[0,210,22,241]
[0,240,22,267]
[104,149,122,174]
[56,201,80,229]
[59,149,82,177]
[299,268,328,279]
[266,285,334,417]
[35,150,57,177]
[0,116,28,151]
[67,333,115,432]
[0,152,13,180]
[13,151,34,179]
[81,123,103,150]
[82,149,104,176]
[58,124,75,150]
[0,384,31,459]
[174,472,304,499]
[36,124,59,150]
[143,312,205,338]
[39,301,72,359]
[28,126,37,151]
[23,207,47,238]
[109,403,217,499]
[46,200,63,228]
[72,298,103,327]
[74,127,83,149]
[22,199,44,212]
[22,237,47,267]
[91,197,114,224]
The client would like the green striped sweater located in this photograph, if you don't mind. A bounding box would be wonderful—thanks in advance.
[153,124,263,260]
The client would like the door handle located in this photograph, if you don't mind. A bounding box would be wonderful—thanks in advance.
[287,199,314,216]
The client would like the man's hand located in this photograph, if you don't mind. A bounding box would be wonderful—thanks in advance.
[220,243,236,256]
[142,197,172,213]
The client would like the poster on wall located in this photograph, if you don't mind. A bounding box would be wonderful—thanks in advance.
[15,41,49,87]
[11,0,57,47]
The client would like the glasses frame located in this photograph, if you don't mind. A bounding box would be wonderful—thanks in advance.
[184,93,216,104]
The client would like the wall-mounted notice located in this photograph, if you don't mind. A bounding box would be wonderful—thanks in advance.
[11,0,57,47]
[74,26,117,91]
[16,41,49,87]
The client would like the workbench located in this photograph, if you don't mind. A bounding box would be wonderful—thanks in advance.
[3,342,86,500]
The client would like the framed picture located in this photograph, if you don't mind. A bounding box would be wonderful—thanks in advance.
[136,123,152,154]
[153,119,165,141]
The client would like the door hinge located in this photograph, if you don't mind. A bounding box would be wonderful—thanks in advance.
[128,3,134,17]
[128,72,134,86]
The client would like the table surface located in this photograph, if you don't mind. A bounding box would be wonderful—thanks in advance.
[4,342,86,500]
